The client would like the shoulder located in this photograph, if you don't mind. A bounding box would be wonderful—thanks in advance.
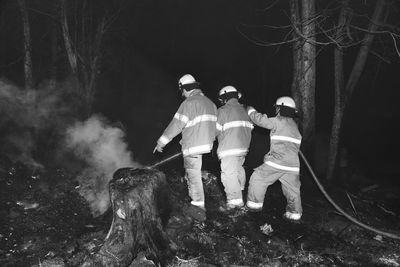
[268,116,278,126]
[276,116,298,127]
[218,103,229,111]
[217,105,228,115]
[204,96,217,109]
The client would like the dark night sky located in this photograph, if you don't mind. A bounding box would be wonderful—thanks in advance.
[1,0,400,178]
[96,0,400,169]
[95,0,301,165]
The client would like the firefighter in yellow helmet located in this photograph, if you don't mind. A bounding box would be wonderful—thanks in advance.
[216,86,253,211]
[154,74,217,214]
[246,96,303,221]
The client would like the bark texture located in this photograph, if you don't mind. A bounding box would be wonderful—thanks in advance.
[290,0,302,105]
[82,168,172,267]
[289,0,316,155]
[299,0,316,151]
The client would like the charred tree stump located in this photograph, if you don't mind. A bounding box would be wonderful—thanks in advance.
[82,168,172,267]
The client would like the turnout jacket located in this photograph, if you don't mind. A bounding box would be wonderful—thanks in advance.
[216,99,253,159]
[248,107,302,173]
[158,89,217,156]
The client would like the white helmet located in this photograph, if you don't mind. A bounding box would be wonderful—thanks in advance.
[275,96,296,109]
[178,74,199,92]
[218,85,242,99]
[179,74,196,86]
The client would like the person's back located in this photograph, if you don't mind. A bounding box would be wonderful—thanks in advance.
[216,86,253,211]
[217,98,253,158]
[158,88,217,156]
[181,90,217,155]
[264,116,301,173]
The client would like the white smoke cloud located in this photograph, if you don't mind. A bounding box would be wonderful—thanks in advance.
[0,78,142,216]
[65,115,141,217]
[0,78,143,217]
[0,78,78,167]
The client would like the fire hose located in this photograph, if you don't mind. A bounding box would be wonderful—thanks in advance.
[147,150,400,240]
[299,150,400,240]
[146,152,183,169]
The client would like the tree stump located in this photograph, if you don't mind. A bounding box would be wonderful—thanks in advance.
[82,168,172,267]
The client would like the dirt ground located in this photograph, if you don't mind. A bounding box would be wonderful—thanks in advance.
[0,154,399,267]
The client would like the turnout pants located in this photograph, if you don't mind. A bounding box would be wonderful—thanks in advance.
[247,163,302,213]
[183,155,205,208]
[220,155,246,205]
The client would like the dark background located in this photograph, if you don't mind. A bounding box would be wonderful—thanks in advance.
[1,0,400,180]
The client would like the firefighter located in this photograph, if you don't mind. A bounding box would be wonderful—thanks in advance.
[154,74,217,212]
[245,96,303,221]
[216,86,253,211]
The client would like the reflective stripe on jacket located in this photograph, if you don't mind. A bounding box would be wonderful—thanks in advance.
[248,107,301,173]
[216,99,253,159]
[158,89,217,156]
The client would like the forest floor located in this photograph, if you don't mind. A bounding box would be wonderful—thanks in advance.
[0,154,400,267]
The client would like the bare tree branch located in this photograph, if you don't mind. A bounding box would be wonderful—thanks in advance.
[390,33,400,56]
[369,49,392,63]
[238,22,293,30]
[256,0,281,13]
[28,7,57,21]
[350,25,400,37]
[236,25,299,47]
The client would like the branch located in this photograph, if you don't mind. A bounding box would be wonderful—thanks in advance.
[390,33,400,57]
[28,7,57,21]
[0,55,24,68]
[102,0,126,33]
[285,10,339,46]
[369,49,392,63]
[236,25,299,47]
[351,24,400,57]
[256,0,280,13]
[238,22,293,30]
[350,25,400,37]
[316,22,344,48]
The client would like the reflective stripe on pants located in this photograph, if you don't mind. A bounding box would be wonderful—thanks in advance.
[183,155,205,203]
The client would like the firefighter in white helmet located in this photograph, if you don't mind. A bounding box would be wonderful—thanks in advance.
[216,86,253,211]
[245,96,303,221]
[154,74,217,215]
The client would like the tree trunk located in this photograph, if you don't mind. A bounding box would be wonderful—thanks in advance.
[290,0,302,106]
[60,0,78,76]
[84,18,106,116]
[59,0,108,118]
[344,0,386,106]
[326,1,348,182]
[299,0,316,152]
[50,4,58,90]
[82,168,172,267]
[326,0,386,183]
[17,0,33,89]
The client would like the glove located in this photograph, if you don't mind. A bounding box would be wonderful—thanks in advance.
[153,142,164,153]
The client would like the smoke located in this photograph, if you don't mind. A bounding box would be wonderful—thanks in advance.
[0,78,141,216]
[0,78,78,167]
[65,115,141,217]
